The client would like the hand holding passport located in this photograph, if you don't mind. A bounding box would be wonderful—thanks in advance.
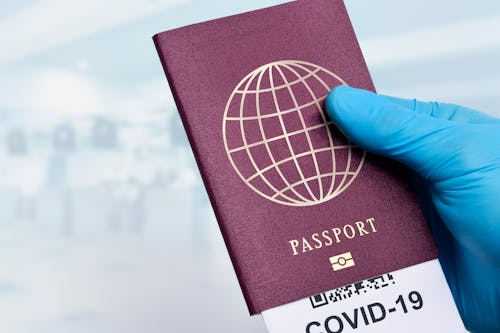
[327,86,500,333]
[153,0,499,331]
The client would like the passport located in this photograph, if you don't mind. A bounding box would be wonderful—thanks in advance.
[153,0,451,320]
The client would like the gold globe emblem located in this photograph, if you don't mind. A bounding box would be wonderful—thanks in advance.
[222,60,365,206]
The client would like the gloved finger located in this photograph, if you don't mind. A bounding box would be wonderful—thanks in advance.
[368,93,496,124]
[325,86,463,180]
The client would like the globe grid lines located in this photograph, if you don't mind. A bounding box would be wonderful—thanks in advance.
[270,61,353,201]
[252,64,314,204]
[267,63,319,202]
[271,170,359,199]
[222,60,366,206]
[276,61,355,199]
[234,68,321,93]
[280,61,346,198]
[245,145,352,182]
[227,119,333,154]
[235,66,303,205]
[225,98,321,121]
[268,61,356,202]
[223,61,363,206]
[272,63,323,200]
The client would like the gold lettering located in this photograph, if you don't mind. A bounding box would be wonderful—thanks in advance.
[302,237,313,253]
[355,221,369,236]
[322,230,333,246]
[289,239,299,256]
[332,228,342,243]
[312,233,322,249]
[367,217,377,232]
[343,224,356,239]
[287,217,379,257]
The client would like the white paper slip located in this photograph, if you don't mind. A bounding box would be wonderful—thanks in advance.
[262,259,466,333]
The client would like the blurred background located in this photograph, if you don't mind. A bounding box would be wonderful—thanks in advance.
[0,0,499,332]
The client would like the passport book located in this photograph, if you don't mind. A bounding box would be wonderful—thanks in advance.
[153,0,465,331]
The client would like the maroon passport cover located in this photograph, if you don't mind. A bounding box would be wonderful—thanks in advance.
[153,0,438,314]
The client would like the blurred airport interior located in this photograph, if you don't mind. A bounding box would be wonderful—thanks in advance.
[0,0,499,332]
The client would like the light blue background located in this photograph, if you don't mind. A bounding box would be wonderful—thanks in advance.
[0,1,499,332]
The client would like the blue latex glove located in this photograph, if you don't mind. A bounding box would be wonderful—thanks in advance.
[326,86,500,333]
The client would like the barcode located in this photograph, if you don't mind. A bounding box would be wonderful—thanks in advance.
[309,273,396,309]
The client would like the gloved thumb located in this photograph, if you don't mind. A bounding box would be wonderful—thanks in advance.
[325,86,461,181]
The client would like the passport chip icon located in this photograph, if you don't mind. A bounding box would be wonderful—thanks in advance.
[329,251,355,271]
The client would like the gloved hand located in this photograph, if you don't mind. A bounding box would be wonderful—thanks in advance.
[326,86,500,333]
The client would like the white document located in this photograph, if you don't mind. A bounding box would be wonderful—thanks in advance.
[262,259,466,333]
